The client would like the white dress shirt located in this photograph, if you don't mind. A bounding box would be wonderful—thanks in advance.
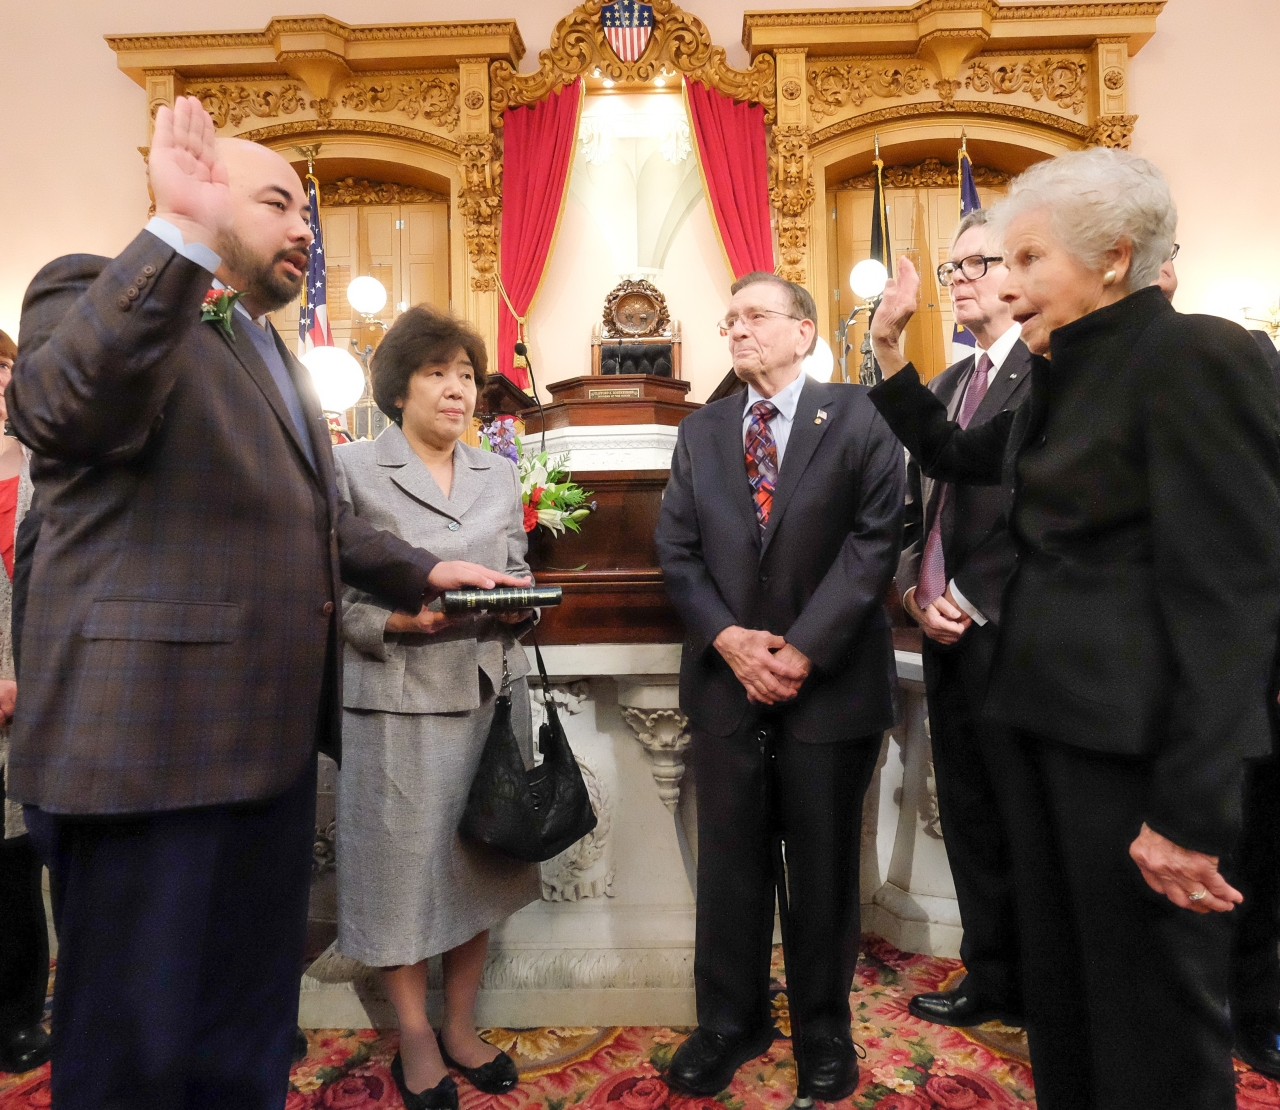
[144,216,222,275]
[742,368,807,465]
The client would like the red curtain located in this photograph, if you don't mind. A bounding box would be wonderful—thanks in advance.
[497,79,583,389]
[685,78,774,279]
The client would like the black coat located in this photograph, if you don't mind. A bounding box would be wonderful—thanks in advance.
[871,286,1280,854]
[897,339,1032,625]
[655,375,904,742]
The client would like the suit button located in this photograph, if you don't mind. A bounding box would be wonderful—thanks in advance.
[448,521,461,531]
[322,601,334,615]
[142,264,156,277]
[125,287,139,300]
[117,295,131,310]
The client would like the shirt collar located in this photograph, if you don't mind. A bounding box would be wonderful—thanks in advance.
[746,368,806,420]
[211,277,269,329]
[975,322,1022,372]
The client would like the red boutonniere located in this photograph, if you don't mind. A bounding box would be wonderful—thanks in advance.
[201,286,243,339]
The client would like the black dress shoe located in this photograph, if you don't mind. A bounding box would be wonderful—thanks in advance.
[1236,1012,1280,1079]
[666,1025,775,1097]
[0,1025,52,1074]
[390,1052,459,1110]
[908,987,1021,1028]
[438,1032,519,1093]
[797,1032,858,1102]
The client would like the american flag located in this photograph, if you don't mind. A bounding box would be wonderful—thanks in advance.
[298,175,333,354]
[602,0,654,64]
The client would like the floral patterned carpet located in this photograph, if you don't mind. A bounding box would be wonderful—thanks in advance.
[2,937,1278,1109]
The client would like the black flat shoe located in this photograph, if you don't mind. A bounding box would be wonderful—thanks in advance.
[391,1051,459,1110]
[796,1032,859,1102]
[665,1025,775,1097]
[0,1025,51,1074]
[908,986,1022,1028]
[1236,1012,1280,1079]
[438,1032,518,1094]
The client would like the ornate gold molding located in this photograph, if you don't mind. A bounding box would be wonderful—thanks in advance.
[184,82,307,128]
[456,135,503,292]
[811,98,1092,145]
[836,157,1010,189]
[768,126,815,284]
[966,57,1088,114]
[1087,114,1137,148]
[742,2,1164,34]
[490,0,775,124]
[319,177,448,206]
[234,117,461,153]
[807,61,931,121]
[339,75,460,130]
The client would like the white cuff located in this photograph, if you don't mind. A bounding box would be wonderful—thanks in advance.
[948,579,988,626]
[145,217,222,275]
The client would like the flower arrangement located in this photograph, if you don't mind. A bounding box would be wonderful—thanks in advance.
[480,418,594,536]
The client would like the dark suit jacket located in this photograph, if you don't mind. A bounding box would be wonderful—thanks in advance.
[6,231,441,815]
[870,286,1280,854]
[655,375,904,743]
[897,339,1031,626]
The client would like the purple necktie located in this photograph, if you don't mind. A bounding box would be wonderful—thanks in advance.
[916,353,993,607]
[745,400,779,529]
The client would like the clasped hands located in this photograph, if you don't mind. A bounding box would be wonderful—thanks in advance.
[714,626,811,705]
[386,561,533,636]
[905,585,972,646]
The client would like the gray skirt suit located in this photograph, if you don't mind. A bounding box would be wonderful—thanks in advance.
[333,425,540,966]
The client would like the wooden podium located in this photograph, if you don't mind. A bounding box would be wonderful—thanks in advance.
[521,375,700,645]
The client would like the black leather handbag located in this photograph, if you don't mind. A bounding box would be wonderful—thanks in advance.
[459,642,597,863]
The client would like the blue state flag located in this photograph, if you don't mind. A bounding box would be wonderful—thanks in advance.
[952,148,982,351]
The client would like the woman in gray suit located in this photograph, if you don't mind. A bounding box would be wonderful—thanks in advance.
[333,306,538,1110]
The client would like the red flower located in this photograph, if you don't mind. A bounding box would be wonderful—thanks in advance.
[581,1068,671,1110]
[285,1092,313,1110]
[320,1073,386,1108]
[925,1075,979,1108]
[2,1071,52,1108]
[872,1093,930,1110]
[1238,1069,1280,1110]
[523,503,539,532]
[619,1077,668,1110]
[530,485,545,507]
[923,1068,1016,1108]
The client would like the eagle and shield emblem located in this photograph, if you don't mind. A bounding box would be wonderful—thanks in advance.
[601,0,655,63]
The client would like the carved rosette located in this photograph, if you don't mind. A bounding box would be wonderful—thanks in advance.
[339,74,460,131]
[490,0,775,124]
[768,125,815,284]
[456,134,503,292]
[1087,114,1138,149]
[807,61,931,121]
[621,707,692,812]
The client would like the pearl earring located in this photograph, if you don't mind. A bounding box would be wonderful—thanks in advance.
[1103,269,1117,285]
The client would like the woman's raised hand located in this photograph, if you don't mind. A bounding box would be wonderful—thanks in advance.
[149,97,233,251]
[869,255,920,377]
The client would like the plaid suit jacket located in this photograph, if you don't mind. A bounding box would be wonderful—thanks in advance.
[6,230,439,815]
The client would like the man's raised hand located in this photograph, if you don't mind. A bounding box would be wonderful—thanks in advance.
[869,255,921,377]
[150,97,234,252]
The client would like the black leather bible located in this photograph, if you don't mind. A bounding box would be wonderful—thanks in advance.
[441,586,563,613]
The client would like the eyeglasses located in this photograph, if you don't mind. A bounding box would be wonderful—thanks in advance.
[1170,243,1180,261]
[937,255,1005,286]
[718,308,802,336]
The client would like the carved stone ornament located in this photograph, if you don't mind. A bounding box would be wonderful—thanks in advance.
[540,751,615,901]
[184,82,307,128]
[1104,67,1125,90]
[464,88,486,111]
[490,0,776,125]
[602,279,671,338]
[807,61,931,121]
[456,134,503,291]
[319,176,448,206]
[965,57,1089,115]
[812,100,1092,147]
[339,74,460,131]
[768,126,815,284]
[621,707,691,811]
[1087,113,1137,149]
[781,78,803,102]
[838,156,1011,190]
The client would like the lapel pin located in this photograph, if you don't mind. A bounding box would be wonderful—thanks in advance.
[815,409,828,425]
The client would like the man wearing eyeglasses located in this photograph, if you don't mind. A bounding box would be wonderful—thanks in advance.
[656,272,903,1102]
[893,208,1032,1032]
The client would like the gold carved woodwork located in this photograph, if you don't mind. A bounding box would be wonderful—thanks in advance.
[457,135,503,292]
[184,82,307,128]
[807,61,931,121]
[602,280,671,338]
[769,126,815,284]
[338,74,460,130]
[811,99,1092,146]
[490,0,776,124]
[319,177,448,206]
[836,157,1010,190]
[1087,114,1137,149]
[965,58,1089,114]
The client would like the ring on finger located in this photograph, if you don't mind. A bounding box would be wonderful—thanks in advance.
[1188,889,1208,903]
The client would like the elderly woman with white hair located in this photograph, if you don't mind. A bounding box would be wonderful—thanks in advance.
[868,147,1280,1109]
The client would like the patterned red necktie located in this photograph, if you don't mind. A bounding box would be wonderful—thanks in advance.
[745,400,779,530]
[916,353,993,607]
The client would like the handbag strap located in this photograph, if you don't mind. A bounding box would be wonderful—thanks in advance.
[532,637,553,708]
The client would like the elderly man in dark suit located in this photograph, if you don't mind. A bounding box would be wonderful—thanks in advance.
[7,97,526,1110]
[898,209,1031,1030]
[655,272,903,1102]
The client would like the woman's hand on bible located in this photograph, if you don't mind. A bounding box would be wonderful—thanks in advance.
[496,608,534,625]
[385,608,461,635]
[1129,822,1243,914]
[869,256,920,378]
